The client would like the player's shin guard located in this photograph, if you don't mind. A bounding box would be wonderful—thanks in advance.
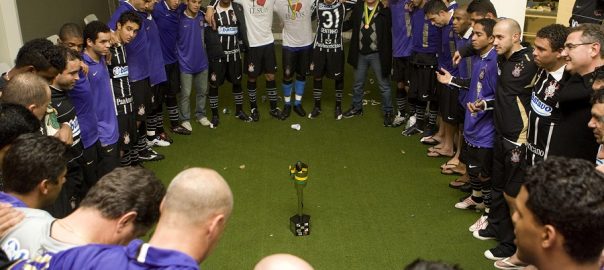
[267,80,278,110]
[481,178,492,211]
[294,77,305,106]
[120,150,132,167]
[396,87,408,115]
[166,94,180,127]
[415,100,427,129]
[428,101,438,127]
[408,97,418,116]
[469,175,484,203]
[233,83,244,112]
[146,112,157,139]
[248,80,257,109]
[283,79,293,105]
[335,79,344,107]
[313,79,323,108]
[209,85,219,117]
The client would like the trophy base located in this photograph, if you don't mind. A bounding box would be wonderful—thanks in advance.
[289,214,311,236]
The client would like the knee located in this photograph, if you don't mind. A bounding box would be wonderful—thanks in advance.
[265,73,275,81]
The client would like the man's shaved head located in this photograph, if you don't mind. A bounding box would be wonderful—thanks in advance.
[0,73,51,120]
[162,168,233,224]
[497,18,522,36]
[254,254,314,270]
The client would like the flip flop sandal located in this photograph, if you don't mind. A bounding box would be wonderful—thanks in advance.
[440,162,459,170]
[441,166,464,175]
[421,136,440,145]
[493,257,527,270]
[427,150,454,158]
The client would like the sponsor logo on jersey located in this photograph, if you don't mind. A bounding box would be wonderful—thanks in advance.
[218,26,238,35]
[531,92,553,117]
[116,96,134,106]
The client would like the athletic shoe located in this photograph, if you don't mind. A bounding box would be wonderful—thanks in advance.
[280,105,291,120]
[334,106,343,120]
[392,111,407,127]
[235,110,253,122]
[139,148,164,162]
[473,228,497,240]
[251,108,260,122]
[158,132,173,143]
[402,123,423,136]
[485,245,514,261]
[293,104,306,117]
[170,125,191,135]
[422,123,437,137]
[210,115,219,129]
[405,114,417,129]
[181,121,192,132]
[469,214,489,232]
[198,117,211,126]
[270,107,282,119]
[455,196,485,210]
[383,111,394,127]
[147,135,171,147]
[343,107,363,118]
[308,107,321,119]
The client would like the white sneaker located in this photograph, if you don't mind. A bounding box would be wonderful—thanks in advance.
[455,196,485,210]
[469,214,489,232]
[405,114,417,129]
[392,112,406,127]
[181,121,192,131]
[198,117,211,126]
[147,136,171,147]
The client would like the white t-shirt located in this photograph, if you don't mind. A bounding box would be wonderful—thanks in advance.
[274,0,315,47]
[0,208,76,260]
[234,0,276,47]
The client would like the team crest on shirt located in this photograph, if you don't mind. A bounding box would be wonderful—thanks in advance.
[544,80,558,100]
[138,105,146,116]
[231,12,237,23]
[310,62,314,71]
[510,148,521,163]
[123,132,130,145]
[248,63,255,73]
[512,62,524,78]
[479,69,485,80]
[211,73,217,81]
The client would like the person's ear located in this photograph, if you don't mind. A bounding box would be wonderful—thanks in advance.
[541,224,558,249]
[39,179,52,195]
[116,211,138,233]
[207,214,226,240]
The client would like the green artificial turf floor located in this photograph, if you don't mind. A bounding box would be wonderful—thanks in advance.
[144,44,497,269]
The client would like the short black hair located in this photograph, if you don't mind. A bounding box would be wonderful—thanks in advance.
[117,11,142,28]
[524,157,604,263]
[475,18,496,37]
[536,24,570,52]
[0,103,41,149]
[80,167,166,233]
[83,21,111,46]
[404,259,461,270]
[2,133,68,194]
[467,0,497,18]
[14,38,66,72]
[423,0,448,15]
[58,23,83,40]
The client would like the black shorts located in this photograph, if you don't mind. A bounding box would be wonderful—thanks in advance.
[282,46,312,79]
[130,78,152,121]
[461,141,493,178]
[311,49,344,80]
[117,113,137,151]
[438,84,461,124]
[160,62,180,96]
[209,59,243,87]
[492,137,527,198]
[392,56,411,84]
[409,53,438,102]
[244,43,277,78]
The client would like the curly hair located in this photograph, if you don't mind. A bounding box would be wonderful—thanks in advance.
[536,24,570,52]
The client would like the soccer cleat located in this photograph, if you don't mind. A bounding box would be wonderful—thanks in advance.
[170,125,191,135]
[469,214,489,232]
[343,107,363,118]
[383,111,394,127]
[405,114,417,129]
[270,107,282,120]
[402,123,423,136]
[138,148,165,162]
[158,132,173,143]
[280,105,291,120]
[473,228,497,241]
[334,106,343,120]
[250,107,260,122]
[392,111,408,127]
[198,117,211,126]
[308,107,321,119]
[210,115,219,129]
[293,104,306,117]
[455,196,485,210]
[235,110,253,122]
[147,135,171,147]
[181,121,193,132]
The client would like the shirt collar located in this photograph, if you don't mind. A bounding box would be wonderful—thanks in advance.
[549,65,566,81]
[447,1,457,7]
[0,192,27,208]
[481,46,495,59]
[163,0,174,11]
[462,27,473,39]
[126,239,199,268]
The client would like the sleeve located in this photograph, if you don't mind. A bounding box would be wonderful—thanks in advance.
[458,43,476,58]
[450,77,470,89]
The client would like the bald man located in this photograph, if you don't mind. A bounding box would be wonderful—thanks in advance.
[11,168,234,270]
[0,73,51,121]
[255,254,314,270]
[470,18,538,261]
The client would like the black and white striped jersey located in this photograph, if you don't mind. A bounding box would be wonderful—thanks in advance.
[313,0,352,52]
[214,3,241,63]
[107,44,134,116]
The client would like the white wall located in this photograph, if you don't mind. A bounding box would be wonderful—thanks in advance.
[491,0,528,33]
[0,0,23,67]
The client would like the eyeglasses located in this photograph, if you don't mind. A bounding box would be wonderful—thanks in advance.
[564,42,595,50]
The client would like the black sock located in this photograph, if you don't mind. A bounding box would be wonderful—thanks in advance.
[335,79,344,107]
[209,85,219,117]
[248,80,257,109]
[267,80,278,110]
[233,84,243,112]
